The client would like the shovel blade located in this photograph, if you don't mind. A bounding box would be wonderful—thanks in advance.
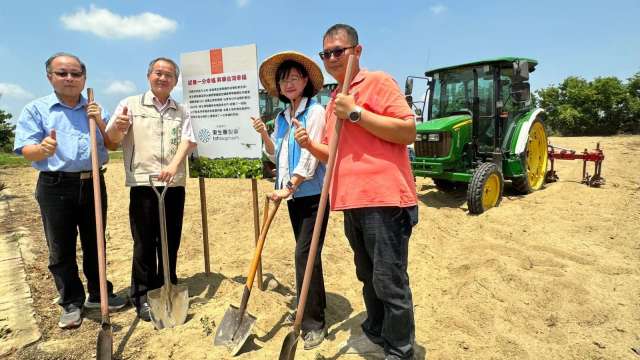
[148,284,189,330]
[96,323,112,360]
[278,331,300,360]
[214,304,257,356]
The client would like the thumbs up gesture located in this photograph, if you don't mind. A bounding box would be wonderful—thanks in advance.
[40,129,57,157]
[292,118,311,148]
[115,106,131,133]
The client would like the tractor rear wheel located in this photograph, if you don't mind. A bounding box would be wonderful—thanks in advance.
[512,119,548,194]
[467,162,504,214]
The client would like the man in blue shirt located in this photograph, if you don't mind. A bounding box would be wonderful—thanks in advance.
[13,52,126,329]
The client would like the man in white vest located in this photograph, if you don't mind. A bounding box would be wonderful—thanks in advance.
[105,57,196,321]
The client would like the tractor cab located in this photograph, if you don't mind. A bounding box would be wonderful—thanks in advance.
[406,58,547,214]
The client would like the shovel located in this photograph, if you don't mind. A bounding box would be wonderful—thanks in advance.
[147,175,190,329]
[214,195,281,355]
[87,88,112,360]
[278,55,356,360]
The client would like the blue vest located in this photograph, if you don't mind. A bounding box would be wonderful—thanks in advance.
[274,98,325,198]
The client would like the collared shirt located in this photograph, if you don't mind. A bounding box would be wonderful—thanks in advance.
[322,69,417,210]
[266,97,325,189]
[108,91,196,142]
[13,93,110,172]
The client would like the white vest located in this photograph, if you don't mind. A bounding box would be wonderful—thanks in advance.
[121,91,188,187]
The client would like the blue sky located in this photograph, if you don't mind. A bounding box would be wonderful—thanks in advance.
[1,0,638,119]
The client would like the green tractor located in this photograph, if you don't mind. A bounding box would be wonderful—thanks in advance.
[406,57,548,214]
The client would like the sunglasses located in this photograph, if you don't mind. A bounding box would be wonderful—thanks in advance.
[51,71,84,79]
[319,46,356,60]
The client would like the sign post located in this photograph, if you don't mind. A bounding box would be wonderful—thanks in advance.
[181,44,265,287]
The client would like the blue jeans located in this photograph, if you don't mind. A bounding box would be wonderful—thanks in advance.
[343,206,418,360]
[36,171,113,308]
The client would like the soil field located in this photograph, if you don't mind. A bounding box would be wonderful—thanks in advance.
[0,135,638,360]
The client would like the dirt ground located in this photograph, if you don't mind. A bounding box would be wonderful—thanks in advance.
[0,135,638,360]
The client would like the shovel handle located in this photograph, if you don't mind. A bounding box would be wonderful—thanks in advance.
[87,88,109,322]
[245,196,280,288]
[292,55,356,333]
[148,174,174,292]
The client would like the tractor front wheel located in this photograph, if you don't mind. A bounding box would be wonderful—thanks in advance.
[467,162,504,214]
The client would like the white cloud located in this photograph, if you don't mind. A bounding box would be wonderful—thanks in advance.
[60,5,177,40]
[105,80,137,95]
[0,83,34,100]
[430,4,447,15]
[236,0,249,8]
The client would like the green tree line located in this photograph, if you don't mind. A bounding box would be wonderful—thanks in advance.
[0,110,15,153]
[536,72,640,135]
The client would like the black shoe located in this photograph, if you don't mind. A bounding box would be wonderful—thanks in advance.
[137,302,151,322]
[85,293,128,311]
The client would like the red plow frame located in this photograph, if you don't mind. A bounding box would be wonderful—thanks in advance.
[545,143,605,187]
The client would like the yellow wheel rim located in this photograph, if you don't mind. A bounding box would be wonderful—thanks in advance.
[526,121,548,190]
[482,173,500,209]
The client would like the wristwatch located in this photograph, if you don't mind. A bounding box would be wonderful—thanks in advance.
[285,180,297,192]
[348,106,363,123]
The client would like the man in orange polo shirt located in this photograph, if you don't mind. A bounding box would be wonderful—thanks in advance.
[295,23,418,359]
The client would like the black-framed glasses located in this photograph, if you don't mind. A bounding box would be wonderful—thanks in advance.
[319,46,356,60]
[51,71,84,79]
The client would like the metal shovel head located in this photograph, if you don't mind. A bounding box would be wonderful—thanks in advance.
[214,304,257,356]
[96,322,112,360]
[278,330,300,360]
[147,283,189,330]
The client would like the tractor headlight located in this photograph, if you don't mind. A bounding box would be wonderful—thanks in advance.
[415,133,424,141]
[427,133,440,142]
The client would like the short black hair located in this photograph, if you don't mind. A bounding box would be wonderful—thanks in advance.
[45,52,86,75]
[275,60,315,104]
[323,24,359,46]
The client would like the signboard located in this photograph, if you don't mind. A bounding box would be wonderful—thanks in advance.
[181,44,262,178]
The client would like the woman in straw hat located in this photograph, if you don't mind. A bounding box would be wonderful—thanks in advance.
[251,51,327,349]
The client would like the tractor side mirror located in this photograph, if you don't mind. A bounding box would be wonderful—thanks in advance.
[405,78,414,96]
[513,61,529,82]
[512,82,531,102]
[405,78,414,106]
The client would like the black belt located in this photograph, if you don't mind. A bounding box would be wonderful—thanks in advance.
[41,168,106,180]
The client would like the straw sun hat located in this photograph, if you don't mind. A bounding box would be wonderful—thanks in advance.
[259,51,324,98]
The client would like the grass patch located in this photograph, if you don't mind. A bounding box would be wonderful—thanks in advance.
[0,152,30,168]
[0,151,123,168]
[108,150,123,160]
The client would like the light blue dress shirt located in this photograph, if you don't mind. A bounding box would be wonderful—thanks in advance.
[13,93,110,172]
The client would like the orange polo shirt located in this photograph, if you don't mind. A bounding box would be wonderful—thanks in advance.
[323,69,417,211]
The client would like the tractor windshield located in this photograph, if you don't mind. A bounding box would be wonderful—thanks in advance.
[430,67,495,120]
[431,68,473,119]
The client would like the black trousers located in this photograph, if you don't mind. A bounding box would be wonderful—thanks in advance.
[287,194,329,332]
[343,206,418,360]
[36,171,113,308]
[129,186,185,308]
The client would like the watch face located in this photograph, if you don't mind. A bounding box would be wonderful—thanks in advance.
[349,110,360,121]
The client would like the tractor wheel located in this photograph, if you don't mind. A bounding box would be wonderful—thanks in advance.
[467,162,504,214]
[512,119,548,194]
[433,179,458,192]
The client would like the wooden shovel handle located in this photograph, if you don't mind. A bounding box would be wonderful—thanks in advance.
[87,88,109,320]
[292,55,356,332]
[245,196,280,288]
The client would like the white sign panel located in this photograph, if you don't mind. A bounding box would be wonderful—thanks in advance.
[181,44,261,159]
